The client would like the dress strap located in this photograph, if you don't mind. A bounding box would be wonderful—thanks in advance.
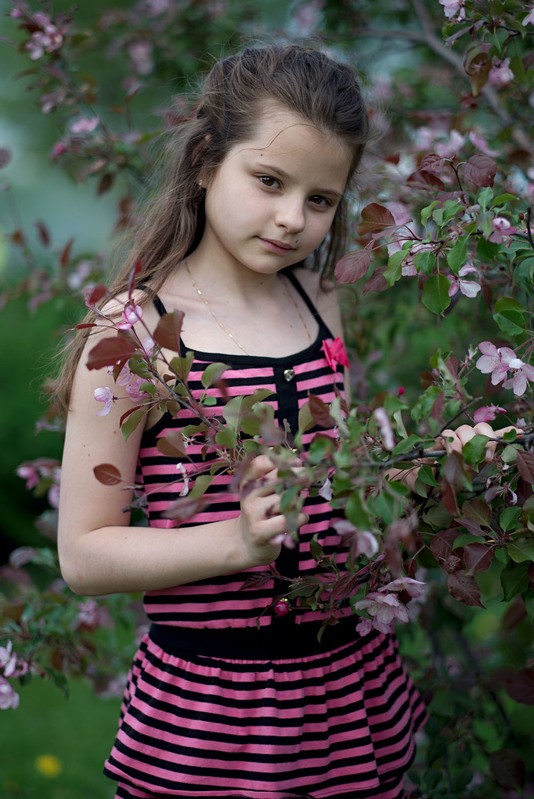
[137,283,168,317]
[283,269,332,336]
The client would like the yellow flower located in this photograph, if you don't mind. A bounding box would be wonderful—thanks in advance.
[35,754,62,778]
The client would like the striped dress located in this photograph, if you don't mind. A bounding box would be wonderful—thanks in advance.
[104,271,427,799]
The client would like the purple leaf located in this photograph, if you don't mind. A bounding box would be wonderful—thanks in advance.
[335,249,372,284]
[447,570,485,607]
[93,463,122,486]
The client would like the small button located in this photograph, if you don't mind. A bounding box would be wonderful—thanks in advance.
[283,368,295,381]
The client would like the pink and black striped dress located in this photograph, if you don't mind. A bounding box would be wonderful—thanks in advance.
[104,271,427,799]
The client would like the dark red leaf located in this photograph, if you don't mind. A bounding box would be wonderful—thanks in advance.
[443,553,463,574]
[362,269,388,294]
[463,542,494,574]
[442,481,460,515]
[162,495,206,523]
[463,154,497,187]
[93,463,122,486]
[501,595,527,630]
[430,528,460,562]
[35,220,51,247]
[357,203,395,236]
[456,516,485,536]
[504,668,534,705]
[490,749,526,790]
[97,173,115,195]
[516,450,534,483]
[153,310,185,352]
[157,431,187,458]
[86,283,109,307]
[335,249,372,284]
[86,335,137,370]
[0,147,12,168]
[447,570,484,607]
[241,572,272,590]
[407,170,445,190]
[419,153,446,174]
[60,237,75,268]
[308,395,335,428]
[75,323,98,330]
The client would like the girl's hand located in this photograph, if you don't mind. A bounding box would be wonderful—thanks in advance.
[238,454,308,567]
[440,422,519,461]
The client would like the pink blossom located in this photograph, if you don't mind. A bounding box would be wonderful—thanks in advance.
[523,8,534,26]
[75,598,113,630]
[318,477,332,501]
[175,463,190,497]
[438,0,465,20]
[51,138,69,160]
[16,464,39,490]
[353,531,379,559]
[321,337,349,371]
[503,358,534,397]
[94,386,115,416]
[354,592,410,635]
[468,131,498,157]
[373,407,395,451]
[0,642,17,678]
[48,481,60,509]
[25,23,64,60]
[128,40,154,76]
[472,405,506,423]
[435,129,466,158]
[146,0,173,14]
[380,577,426,598]
[476,341,515,386]
[447,264,481,298]
[117,302,143,330]
[70,116,99,135]
[488,57,514,88]
[0,676,19,710]
[114,364,149,402]
[488,217,518,243]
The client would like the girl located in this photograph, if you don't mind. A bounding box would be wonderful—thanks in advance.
[57,45,426,799]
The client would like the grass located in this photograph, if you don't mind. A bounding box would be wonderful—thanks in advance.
[0,676,121,799]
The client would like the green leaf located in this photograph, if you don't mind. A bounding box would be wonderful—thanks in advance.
[422,274,451,315]
[421,201,440,227]
[189,474,214,499]
[201,362,228,389]
[507,537,534,564]
[501,561,530,601]
[462,434,489,466]
[413,249,436,276]
[169,352,194,382]
[215,427,237,449]
[392,434,425,456]
[500,507,522,533]
[410,385,441,424]
[121,408,146,440]
[493,297,528,339]
[446,235,469,273]
[491,193,519,208]
[346,492,372,529]
[417,464,438,488]
[477,186,493,211]
[385,249,406,286]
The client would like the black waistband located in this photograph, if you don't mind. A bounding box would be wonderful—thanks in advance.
[149,618,359,660]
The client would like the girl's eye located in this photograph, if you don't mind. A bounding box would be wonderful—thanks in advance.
[309,195,332,207]
[258,175,280,188]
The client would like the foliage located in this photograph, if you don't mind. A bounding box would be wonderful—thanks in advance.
[1,1,533,796]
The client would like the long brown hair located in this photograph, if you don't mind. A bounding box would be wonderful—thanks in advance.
[55,44,369,413]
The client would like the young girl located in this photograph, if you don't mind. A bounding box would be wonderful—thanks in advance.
[57,45,427,799]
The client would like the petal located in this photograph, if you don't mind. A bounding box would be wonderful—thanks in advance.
[476,354,498,374]
[478,341,497,356]
[512,371,527,396]
[459,279,481,297]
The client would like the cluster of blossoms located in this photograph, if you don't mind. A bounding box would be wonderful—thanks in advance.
[476,342,534,397]
[16,458,61,509]
[354,578,426,636]
[10,7,67,60]
[0,641,29,710]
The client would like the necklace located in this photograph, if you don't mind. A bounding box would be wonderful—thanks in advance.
[184,261,312,356]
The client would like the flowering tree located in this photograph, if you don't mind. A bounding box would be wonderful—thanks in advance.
[1,0,533,795]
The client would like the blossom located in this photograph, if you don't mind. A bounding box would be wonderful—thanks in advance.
[321,337,349,371]
[468,131,498,157]
[0,676,19,709]
[438,0,465,20]
[176,463,190,497]
[75,599,113,630]
[94,386,115,416]
[488,217,518,243]
[435,129,466,158]
[16,463,39,490]
[70,116,99,135]
[128,40,154,75]
[523,8,534,26]
[353,531,379,559]
[472,405,506,423]
[0,641,17,678]
[447,264,481,298]
[354,592,409,635]
[318,477,332,501]
[117,302,143,330]
[503,358,534,397]
[114,363,150,402]
[476,342,534,396]
[380,577,426,598]
[488,57,514,88]
[374,407,395,451]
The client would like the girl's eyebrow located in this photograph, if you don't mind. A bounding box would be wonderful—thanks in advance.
[254,161,343,199]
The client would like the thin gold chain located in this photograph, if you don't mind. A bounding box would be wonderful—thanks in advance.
[184,261,312,356]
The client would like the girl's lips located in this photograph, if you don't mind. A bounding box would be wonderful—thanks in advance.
[259,237,297,253]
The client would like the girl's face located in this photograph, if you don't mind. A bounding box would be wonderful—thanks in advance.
[198,101,352,276]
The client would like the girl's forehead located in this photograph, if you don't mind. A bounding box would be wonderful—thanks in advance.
[229,102,352,180]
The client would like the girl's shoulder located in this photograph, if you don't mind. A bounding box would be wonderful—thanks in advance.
[290,266,343,340]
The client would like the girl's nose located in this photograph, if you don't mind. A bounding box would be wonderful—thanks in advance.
[275,197,305,233]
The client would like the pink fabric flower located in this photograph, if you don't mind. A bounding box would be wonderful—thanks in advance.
[321,337,349,371]
[0,676,20,710]
[447,264,481,298]
[94,386,115,416]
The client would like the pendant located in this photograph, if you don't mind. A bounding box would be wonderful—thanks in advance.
[283,368,295,382]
